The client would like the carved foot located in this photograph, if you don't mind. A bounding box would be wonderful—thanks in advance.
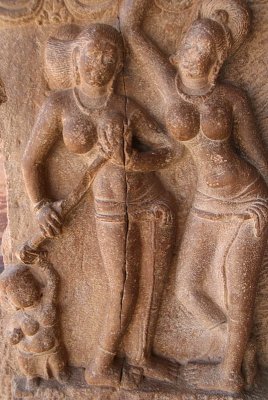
[139,356,179,384]
[182,363,244,395]
[121,364,144,390]
[13,376,39,398]
[56,369,70,384]
[85,361,122,389]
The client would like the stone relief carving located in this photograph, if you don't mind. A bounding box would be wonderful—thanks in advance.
[0,260,68,397]
[0,0,117,25]
[121,0,268,395]
[64,0,117,20]
[0,0,268,399]
[19,22,177,391]
[37,0,73,25]
[0,0,43,23]
[154,0,193,13]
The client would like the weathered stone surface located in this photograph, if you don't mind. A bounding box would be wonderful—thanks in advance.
[0,0,268,399]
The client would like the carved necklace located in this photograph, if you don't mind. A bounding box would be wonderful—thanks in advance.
[175,74,216,105]
[73,87,112,115]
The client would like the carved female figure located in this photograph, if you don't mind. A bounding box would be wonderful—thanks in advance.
[22,24,175,388]
[121,0,268,394]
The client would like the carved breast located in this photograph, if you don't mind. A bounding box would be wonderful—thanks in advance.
[165,102,200,141]
[63,113,97,154]
[200,102,233,141]
[166,100,233,143]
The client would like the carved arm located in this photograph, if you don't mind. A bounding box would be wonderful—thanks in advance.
[22,94,62,206]
[120,0,175,101]
[126,108,178,172]
[37,259,59,304]
[232,88,268,185]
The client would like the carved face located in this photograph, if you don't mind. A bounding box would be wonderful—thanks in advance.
[175,27,217,80]
[78,38,119,87]
[5,274,41,309]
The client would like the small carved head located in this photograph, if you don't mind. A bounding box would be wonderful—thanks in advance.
[170,0,250,87]
[171,18,231,85]
[73,24,124,88]
[0,265,41,310]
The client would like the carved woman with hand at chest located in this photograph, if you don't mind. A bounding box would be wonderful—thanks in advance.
[121,0,268,394]
[22,24,176,389]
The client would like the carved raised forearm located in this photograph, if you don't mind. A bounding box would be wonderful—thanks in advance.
[120,0,152,30]
[37,259,59,304]
[120,0,175,101]
[126,148,174,172]
[233,88,268,184]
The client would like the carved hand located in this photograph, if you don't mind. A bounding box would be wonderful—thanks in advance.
[35,201,63,239]
[120,0,152,30]
[97,120,125,166]
[244,203,268,238]
[9,328,24,345]
[124,124,134,167]
[152,203,173,225]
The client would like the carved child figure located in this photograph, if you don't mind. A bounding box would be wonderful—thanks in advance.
[0,261,67,396]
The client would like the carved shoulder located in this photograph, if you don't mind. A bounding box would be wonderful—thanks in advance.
[42,89,67,117]
[219,82,250,110]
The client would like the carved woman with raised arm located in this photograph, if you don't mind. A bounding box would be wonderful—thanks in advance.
[121,0,268,394]
[22,24,176,388]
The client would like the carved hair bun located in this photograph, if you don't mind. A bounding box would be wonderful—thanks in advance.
[45,23,123,91]
[45,25,82,90]
[200,0,251,53]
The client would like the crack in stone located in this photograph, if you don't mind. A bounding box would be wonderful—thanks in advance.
[117,4,130,336]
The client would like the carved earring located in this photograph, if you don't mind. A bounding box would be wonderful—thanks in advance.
[75,65,81,86]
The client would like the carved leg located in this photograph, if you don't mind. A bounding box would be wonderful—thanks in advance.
[218,220,267,393]
[138,220,179,382]
[13,376,39,398]
[85,217,140,388]
[176,213,227,331]
[124,212,177,384]
[185,220,267,394]
[242,336,258,390]
[48,350,69,383]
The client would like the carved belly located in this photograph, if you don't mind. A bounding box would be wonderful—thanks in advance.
[19,328,56,354]
[92,162,127,203]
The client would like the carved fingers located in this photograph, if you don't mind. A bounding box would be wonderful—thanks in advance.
[97,117,125,166]
[18,243,47,265]
[244,201,268,238]
[152,203,173,225]
[36,202,63,239]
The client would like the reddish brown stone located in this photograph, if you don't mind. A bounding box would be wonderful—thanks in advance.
[0,1,268,399]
